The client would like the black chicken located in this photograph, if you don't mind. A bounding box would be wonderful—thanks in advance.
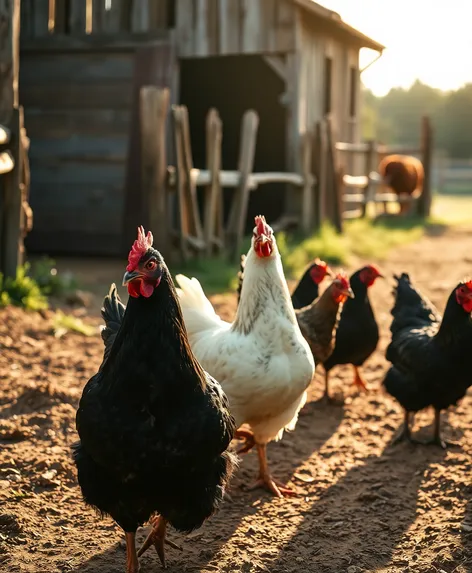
[383,273,472,448]
[236,256,333,309]
[322,264,383,400]
[73,227,236,572]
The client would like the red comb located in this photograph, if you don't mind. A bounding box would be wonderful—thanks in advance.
[465,279,472,290]
[368,264,382,275]
[254,215,272,236]
[127,226,153,272]
[336,271,350,290]
[314,258,328,270]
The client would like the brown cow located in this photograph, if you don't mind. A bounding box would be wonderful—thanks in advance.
[378,154,424,214]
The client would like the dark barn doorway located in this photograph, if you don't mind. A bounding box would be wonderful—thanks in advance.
[179,55,286,232]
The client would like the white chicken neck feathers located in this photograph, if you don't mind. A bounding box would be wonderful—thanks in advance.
[175,242,314,444]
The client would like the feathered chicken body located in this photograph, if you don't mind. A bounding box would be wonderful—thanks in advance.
[322,265,382,399]
[383,273,472,447]
[74,227,236,572]
[296,273,354,365]
[176,216,315,497]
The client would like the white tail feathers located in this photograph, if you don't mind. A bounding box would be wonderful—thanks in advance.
[175,274,226,337]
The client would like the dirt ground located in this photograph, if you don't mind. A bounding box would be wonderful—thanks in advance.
[1,226,472,573]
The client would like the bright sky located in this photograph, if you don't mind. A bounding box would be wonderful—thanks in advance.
[317,0,472,96]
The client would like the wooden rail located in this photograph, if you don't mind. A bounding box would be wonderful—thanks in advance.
[139,88,317,263]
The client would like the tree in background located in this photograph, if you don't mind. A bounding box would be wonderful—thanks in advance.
[361,81,472,158]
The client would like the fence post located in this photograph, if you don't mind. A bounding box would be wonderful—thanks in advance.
[417,116,432,217]
[3,108,24,278]
[324,116,343,233]
[204,108,223,255]
[363,139,376,217]
[300,131,314,234]
[227,110,259,262]
[140,86,170,259]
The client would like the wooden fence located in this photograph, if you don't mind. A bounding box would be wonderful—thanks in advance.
[333,116,433,223]
[434,156,472,194]
[138,87,433,263]
[0,0,31,280]
[140,86,315,262]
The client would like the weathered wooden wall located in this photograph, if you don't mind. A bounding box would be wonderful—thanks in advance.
[176,0,296,57]
[20,0,175,255]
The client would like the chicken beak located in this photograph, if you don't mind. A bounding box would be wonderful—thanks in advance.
[122,270,140,286]
[345,286,355,298]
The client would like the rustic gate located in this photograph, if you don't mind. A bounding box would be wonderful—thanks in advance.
[20,0,176,256]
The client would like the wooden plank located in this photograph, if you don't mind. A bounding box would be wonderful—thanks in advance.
[262,0,277,52]
[417,115,432,217]
[176,0,194,56]
[179,106,204,241]
[194,0,209,56]
[24,109,130,138]
[171,106,190,259]
[300,131,314,233]
[122,40,176,252]
[68,0,88,34]
[218,0,240,55]
[20,31,172,52]
[206,0,219,55]
[325,116,343,233]
[26,230,124,256]
[241,0,262,53]
[3,108,23,278]
[274,0,295,52]
[20,52,135,84]
[0,0,19,123]
[140,86,170,259]
[131,0,149,32]
[28,135,129,162]
[33,0,50,37]
[20,0,34,39]
[204,108,223,255]
[31,162,126,185]
[29,183,125,214]
[21,82,133,110]
[227,109,259,262]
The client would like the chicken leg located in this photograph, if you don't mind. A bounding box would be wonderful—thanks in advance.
[125,532,139,573]
[320,371,343,405]
[391,410,420,445]
[422,409,455,449]
[248,444,296,498]
[234,428,256,454]
[352,365,368,391]
[137,515,182,567]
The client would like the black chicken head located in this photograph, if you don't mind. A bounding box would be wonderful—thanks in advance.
[122,226,164,298]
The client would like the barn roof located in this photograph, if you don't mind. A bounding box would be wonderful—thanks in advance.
[294,0,385,52]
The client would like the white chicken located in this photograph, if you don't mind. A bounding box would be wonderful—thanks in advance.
[175,215,315,497]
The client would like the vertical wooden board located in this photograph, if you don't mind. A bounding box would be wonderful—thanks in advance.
[32,0,50,37]
[92,0,104,33]
[20,0,34,39]
[194,0,209,56]
[261,0,276,52]
[131,0,149,32]
[218,0,240,55]
[275,0,295,52]
[240,0,262,53]
[206,0,218,55]
[69,0,88,33]
[101,0,132,32]
[176,0,194,56]
[0,0,19,123]
[122,40,177,252]
[52,0,67,33]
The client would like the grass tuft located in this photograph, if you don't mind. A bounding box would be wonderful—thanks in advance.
[52,310,97,338]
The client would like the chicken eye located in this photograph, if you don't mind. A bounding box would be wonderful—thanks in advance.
[145,259,157,271]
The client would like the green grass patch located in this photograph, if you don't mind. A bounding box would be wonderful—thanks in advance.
[52,310,97,338]
[0,263,48,311]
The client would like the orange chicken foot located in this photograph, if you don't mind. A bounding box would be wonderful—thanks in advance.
[125,532,139,573]
[247,444,297,498]
[352,365,368,391]
[234,428,256,454]
[137,515,182,568]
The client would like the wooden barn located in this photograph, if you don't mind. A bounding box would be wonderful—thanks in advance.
[20,0,384,257]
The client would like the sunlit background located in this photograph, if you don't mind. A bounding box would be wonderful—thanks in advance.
[319,0,472,95]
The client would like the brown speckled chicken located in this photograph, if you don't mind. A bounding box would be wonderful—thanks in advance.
[296,273,354,365]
